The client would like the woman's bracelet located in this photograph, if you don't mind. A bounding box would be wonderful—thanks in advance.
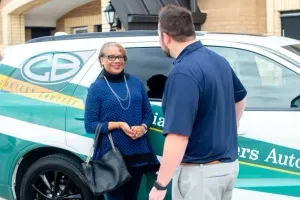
[141,124,148,133]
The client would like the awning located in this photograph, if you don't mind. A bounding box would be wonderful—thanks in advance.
[111,0,207,30]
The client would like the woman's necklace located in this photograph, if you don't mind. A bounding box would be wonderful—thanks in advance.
[103,75,131,110]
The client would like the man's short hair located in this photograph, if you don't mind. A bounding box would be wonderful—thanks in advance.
[159,5,196,42]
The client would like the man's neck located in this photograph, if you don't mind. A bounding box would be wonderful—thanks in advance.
[171,39,197,59]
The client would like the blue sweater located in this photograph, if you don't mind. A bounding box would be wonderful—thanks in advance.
[84,72,159,169]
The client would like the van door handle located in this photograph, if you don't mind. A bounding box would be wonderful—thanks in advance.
[238,130,247,136]
[237,120,247,135]
[74,115,84,121]
[238,126,247,135]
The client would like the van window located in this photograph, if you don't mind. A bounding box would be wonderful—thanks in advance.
[125,47,174,99]
[8,50,95,93]
[207,46,300,109]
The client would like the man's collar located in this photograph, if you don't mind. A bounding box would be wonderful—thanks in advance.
[173,40,203,65]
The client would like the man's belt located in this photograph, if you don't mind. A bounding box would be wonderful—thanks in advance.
[181,160,221,166]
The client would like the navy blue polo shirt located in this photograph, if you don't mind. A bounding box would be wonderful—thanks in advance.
[162,41,247,164]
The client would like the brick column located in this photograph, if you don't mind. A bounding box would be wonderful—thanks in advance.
[88,25,94,33]
[64,27,72,34]
[101,0,111,32]
[2,13,25,46]
[266,0,275,35]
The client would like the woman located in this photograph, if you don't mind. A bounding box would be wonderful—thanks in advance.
[84,42,160,200]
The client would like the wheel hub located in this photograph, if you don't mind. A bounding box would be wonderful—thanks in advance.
[31,171,83,200]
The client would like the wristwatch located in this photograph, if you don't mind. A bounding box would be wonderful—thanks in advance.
[154,181,168,190]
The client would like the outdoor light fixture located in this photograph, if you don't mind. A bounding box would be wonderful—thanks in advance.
[104,1,117,31]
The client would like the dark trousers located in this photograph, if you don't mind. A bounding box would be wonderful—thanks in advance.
[105,166,146,200]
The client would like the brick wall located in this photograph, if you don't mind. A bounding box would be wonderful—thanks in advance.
[275,0,300,10]
[267,0,300,36]
[256,0,267,34]
[56,0,102,34]
[198,0,267,34]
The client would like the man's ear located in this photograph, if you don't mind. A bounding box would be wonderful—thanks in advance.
[163,32,172,45]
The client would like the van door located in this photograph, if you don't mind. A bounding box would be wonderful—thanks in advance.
[124,44,174,199]
[66,42,174,199]
[0,47,92,198]
[0,45,96,167]
[207,44,300,199]
[65,57,101,153]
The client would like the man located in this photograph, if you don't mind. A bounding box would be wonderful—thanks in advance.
[149,5,247,200]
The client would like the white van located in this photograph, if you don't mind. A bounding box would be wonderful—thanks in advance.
[0,30,300,200]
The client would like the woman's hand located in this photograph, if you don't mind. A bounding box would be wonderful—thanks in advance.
[131,126,146,140]
[119,122,134,138]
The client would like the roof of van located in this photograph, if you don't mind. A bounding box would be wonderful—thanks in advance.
[26,30,164,43]
[26,30,299,49]
[200,32,300,48]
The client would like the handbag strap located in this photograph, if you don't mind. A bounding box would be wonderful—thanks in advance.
[85,123,102,165]
[85,123,117,165]
[108,132,116,152]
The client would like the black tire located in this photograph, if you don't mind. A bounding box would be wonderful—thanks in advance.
[19,154,94,200]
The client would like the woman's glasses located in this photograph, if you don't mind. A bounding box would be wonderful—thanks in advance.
[102,55,127,62]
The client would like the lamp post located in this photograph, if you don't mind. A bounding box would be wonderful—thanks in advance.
[104,1,116,31]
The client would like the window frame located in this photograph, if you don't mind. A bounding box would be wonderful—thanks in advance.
[203,41,300,111]
[73,27,88,34]
[124,46,174,102]
[79,42,165,86]
[82,40,300,110]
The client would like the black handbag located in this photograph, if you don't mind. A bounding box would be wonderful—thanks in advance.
[81,123,132,196]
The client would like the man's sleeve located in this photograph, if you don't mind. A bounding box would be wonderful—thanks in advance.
[163,73,200,137]
[231,68,247,103]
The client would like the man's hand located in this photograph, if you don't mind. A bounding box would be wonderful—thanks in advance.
[148,134,188,199]
[149,187,167,200]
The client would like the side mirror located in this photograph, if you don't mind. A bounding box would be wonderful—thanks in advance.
[291,95,300,108]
